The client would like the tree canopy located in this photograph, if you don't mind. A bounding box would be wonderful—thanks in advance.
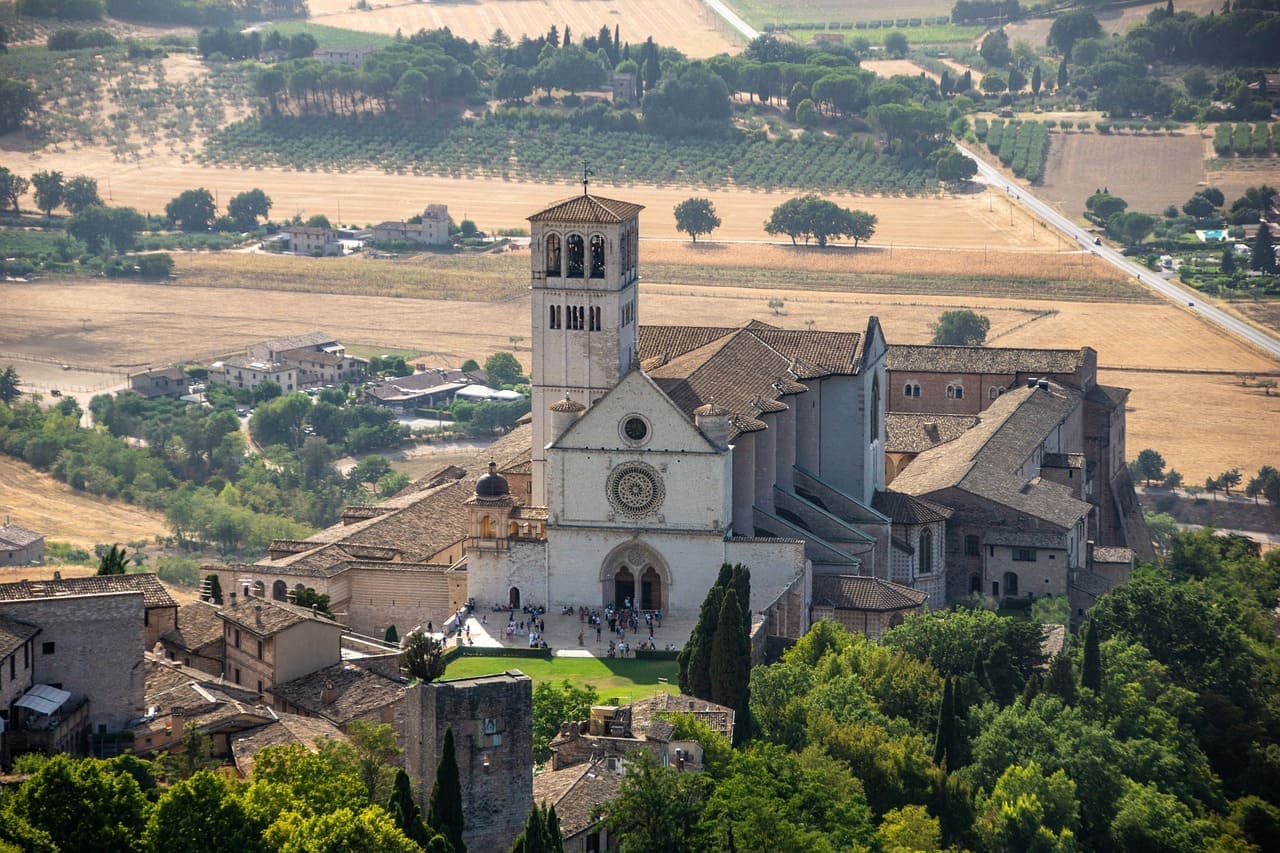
[764,195,876,247]
[673,197,721,243]
[930,309,991,346]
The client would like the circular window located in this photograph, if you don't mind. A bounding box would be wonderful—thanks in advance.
[621,415,649,444]
[606,463,665,518]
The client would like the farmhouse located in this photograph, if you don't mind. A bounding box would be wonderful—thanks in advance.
[372,204,450,246]
[284,225,341,256]
[208,356,297,395]
[127,367,189,399]
[245,331,365,388]
[216,593,345,698]
[0,522,44,566]
[363,367,487,413]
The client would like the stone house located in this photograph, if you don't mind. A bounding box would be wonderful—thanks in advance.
[403,672,533,853]
[363,368,487,413]
[373,204,450,247]
[268,657,406,734]
[159,600,226,676]
[887,345,1095,416]
[810,575,929,639]
[534,758,622,852]
[242,331,364,389]
[0,523,44,567]
[284,225,341,255]
[0,573,176,651]
[208,357,298,395]
[127,367,189,399]
[216,594,345,698]
[0,615,40,766]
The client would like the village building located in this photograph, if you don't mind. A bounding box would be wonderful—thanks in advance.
[372,204,451,246]
[126,367,189,399]
[208,356,297,395]
[0,615,40,766]
[268,657,406,733]
[363,367,488,413]
[158,600,227,676]
[216,593,345,698]
[314,46,376,66]
[283,225,341,256]
[237,331,365,389]
[0,522,43,567]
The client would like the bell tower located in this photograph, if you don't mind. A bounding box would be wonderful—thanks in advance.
[527,184,644,506]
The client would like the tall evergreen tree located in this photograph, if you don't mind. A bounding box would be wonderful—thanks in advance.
[509,802,564,853]
[730,563,751,634]
[1031,65,1042,101]
[1251,223,1276,274]
[933,678,957,767]
[388,769,435,848]
[428,728,466,853]
[709,588,751,745]
[678,582,723,698]
[1045,652,1076,705]
[1081,620,1102,693]
[1057,58,1068,91]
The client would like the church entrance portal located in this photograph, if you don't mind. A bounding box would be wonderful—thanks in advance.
[601,544,670,612]
[509,586,521,610]
[640,567,662,611]
[613,568,634,610]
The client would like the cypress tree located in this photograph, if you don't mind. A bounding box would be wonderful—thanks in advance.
[933,678,956,767]
[678,583,722,699]
[1057,58,1068,91]
[388,768,433,848]
[509,803,545,853]
[545,804,564,853]
[428,727,466,853]
[1252,223,1276,274]
[205,574,223,604]
[1031,65,1042,101]
[709,588,751,745]
[1222,246,1236,274]
[1045,652,1076,705]
[730,563,751,634]
[1081,620,1102,693]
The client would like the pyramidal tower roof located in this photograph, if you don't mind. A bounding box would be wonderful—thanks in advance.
[527,193,645,225]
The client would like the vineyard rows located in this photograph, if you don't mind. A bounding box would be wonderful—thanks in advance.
[202,114,938,194]
[975,118,1049,182]
[1213,123,1275,157]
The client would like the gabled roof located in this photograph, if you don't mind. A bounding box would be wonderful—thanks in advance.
[231,714,346,778]
[890,382,1091,529]
[267,660,405,724]
[527,193,644,224]
[161,601,226,654]
[217,597,341,637]
[0,523,43,549]
[0,614,39,658]
[0,573,175,609]
[813,575,928,612]
[983,529,1068,549]
[884,413,980,454]
[638,321,862,440]
[533,759,622,839]
[872,490,953,525]
[887,345,1086,376]
[256,331,336,353]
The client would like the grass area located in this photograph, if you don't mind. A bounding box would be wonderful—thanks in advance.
[257,22,396,51]
[788,24,985,46]
[726,0,955,27]
[0,228,65,257]
[441,655,679,704]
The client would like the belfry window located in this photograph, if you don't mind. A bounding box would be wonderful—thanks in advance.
[566,235,585,278]
[589,306,602,331]
[545,234,561,276]
[549,305,561,329]
[590,234,606,278]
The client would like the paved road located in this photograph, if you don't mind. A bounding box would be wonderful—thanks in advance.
[703,0,759,41]
[954,143,1280,360]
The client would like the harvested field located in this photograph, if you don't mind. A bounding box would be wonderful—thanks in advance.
[1005,0,1221,46]
[4,267,1274,482]
[1040,132,1209,218]
[1205,162,1280,208]
[862,59,939,83]
[7,153,1049,248]
[306,0,739,59]
[0,455,168,550]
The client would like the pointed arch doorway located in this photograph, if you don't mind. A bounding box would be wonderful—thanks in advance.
[600,543,671,612]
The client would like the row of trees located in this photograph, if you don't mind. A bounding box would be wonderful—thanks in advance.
[763,195,878,247]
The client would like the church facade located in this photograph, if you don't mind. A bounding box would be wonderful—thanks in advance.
[466,190,923,631]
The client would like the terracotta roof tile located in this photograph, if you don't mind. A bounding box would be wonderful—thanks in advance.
[0,523,43,549]
[218,597,341,637]
[872,491,953,524]
[527,193,645,224]
[161,601,225,653]
[887,345,1085,375]
[884,413,980,454]
[0,615,38,658]
[0,573,176,609]
[983,529,1067,549]
[267,660,405,724]
[231,714,347,777]
[533,760,622,838]
[812,575,928,612]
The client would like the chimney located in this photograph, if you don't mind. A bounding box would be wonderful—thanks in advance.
[243,583,251,598]
[693,401,731,449]
[52,570,61,581]
[230,591,237,606]
[170,707,186,742]
[1026,377,1038,389]
[255,605,263,626]
[1037,379,1050,391]
[1086,540,1095,568]
[321,679,336,706]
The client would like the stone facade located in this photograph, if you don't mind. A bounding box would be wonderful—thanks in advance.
[403,672,533,853]
[0,524,43,567]
[0,591,145,730]
[218,597,344,697]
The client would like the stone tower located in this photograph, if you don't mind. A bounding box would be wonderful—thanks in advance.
[527,188,644,506]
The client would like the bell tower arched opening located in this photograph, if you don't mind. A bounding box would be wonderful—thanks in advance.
[566,235,585,278]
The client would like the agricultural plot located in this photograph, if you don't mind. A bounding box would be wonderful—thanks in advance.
[724,0,955,26]
[1003,0,1223,47]
[306,0,738,60]
[1038,132,1210,218]
[1213,123,1276,158]
[977,119,1049,182]
[202,114,938,194]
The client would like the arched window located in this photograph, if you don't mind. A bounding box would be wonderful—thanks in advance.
[548,305,561,329]
[970,573,981,593]
[1003,571,1019,596]
[509,587,521,609]
[566,235,585,278]
[251,580,265,598]
[272,580,287,601]
[919,530,932,575]
[481,516,494,538]
[509,521,519,537]
[590,234,606,278]
[989,387,1002,399]
[545,234,561,276]
[946,384,964,400]
[904,383,920,398]
[870,375,880,437]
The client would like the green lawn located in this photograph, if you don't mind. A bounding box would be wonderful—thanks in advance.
[441,656,679,704]
[260,22,395,51]
[789,24,985,46]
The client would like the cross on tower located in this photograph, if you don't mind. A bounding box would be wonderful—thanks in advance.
[581,161,593,195]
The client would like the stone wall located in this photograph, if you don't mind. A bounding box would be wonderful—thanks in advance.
[403,672,533,853]
[0,591,145,730]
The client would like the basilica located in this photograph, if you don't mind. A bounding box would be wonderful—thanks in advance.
[211,188,1149,642]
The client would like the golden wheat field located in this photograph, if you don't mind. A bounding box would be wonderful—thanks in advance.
[303,0,740,58]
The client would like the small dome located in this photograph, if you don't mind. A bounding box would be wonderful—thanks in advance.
[550,396,586,413]
[693,401,730,417]
[475,461,510,498]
